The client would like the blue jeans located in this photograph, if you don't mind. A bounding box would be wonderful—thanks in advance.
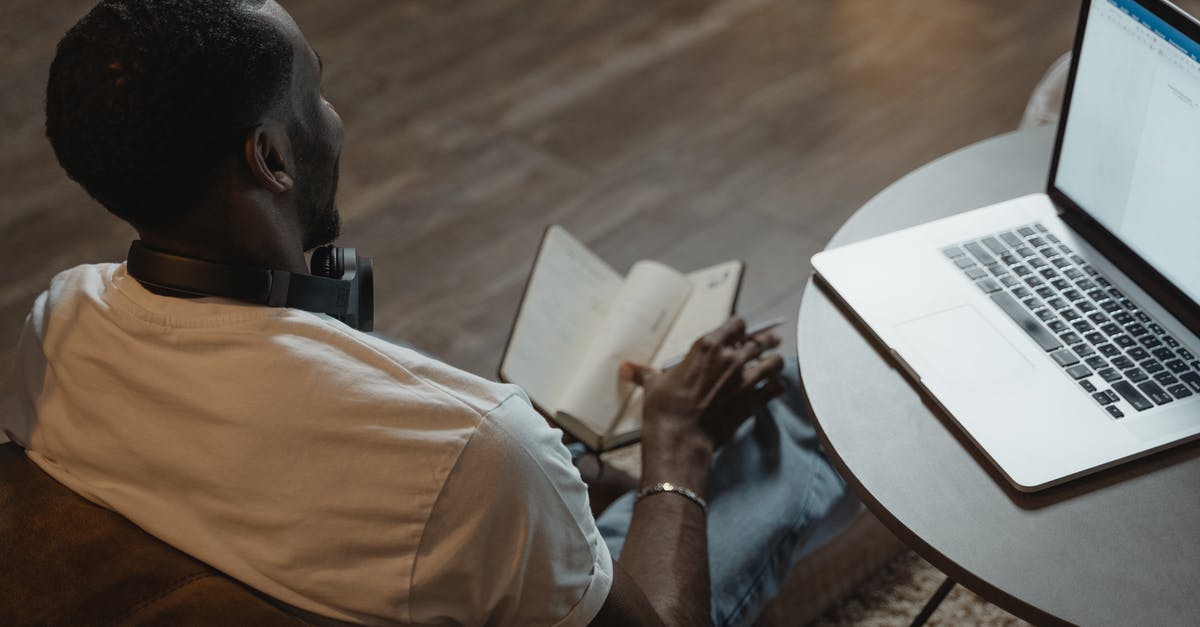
[588,360,856,627]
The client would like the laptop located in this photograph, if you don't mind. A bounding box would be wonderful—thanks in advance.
[812,0,1200,492]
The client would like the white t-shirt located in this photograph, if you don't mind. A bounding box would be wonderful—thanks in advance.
[3,263,612,626]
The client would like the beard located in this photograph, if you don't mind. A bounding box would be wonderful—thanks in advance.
[289,114,342,251]
[300,159,340,250]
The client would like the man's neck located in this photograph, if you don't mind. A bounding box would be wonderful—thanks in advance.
[137,197,309,275]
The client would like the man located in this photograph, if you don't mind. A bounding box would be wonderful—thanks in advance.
[6,1,851,625]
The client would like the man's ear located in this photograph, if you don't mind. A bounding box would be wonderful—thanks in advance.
[244,123,295,192]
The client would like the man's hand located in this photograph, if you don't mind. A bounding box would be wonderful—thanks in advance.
[591,317,786,627]
[620,316,785,492]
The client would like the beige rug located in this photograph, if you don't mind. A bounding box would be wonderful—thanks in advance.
[814,551,1032,626]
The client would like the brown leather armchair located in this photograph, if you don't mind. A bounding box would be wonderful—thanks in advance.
[0,442,306,626]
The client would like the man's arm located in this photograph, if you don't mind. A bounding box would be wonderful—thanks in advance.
[589,317,784,627]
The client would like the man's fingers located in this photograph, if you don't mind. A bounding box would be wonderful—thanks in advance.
[725,377,786,425]
[700,316,746,349]
[742,353,785,386]
[618,361,654,387]
[731,332,782,366]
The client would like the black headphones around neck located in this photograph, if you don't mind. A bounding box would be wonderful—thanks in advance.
[126,241,374,331]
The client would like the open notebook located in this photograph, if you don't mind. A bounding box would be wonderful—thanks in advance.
[500,226,743,451]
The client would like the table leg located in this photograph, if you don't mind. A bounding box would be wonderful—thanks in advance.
[909,576,956,627]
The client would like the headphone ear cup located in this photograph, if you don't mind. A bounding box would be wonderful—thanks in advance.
[310,246,340,278]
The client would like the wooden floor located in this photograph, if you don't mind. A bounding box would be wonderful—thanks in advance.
[0,0,1083,380]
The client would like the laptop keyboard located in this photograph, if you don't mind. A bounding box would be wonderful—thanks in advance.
[943,223,1200,419]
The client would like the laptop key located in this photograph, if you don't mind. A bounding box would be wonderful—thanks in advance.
[1067,365,1092,379]
[1097,344,1120,357]
[1126,369,1148,383]
[1000,232,1023,247]
[1073,344,1096,358]
[1127,347,1150,361]
[1018,226,1036,237]
[1166,359,1190,374]
[1048,320,1068,334]
[1167,384,1193,399]
[1098,368,1122,383]
[1111,356,1134,370]
[1092,391,1115,405]
[1060,332,1081,345]
[1140,360,1164,374]
[1051,349,1080,367]
[977,278,1001,294]
[1112,381,1154,411]
[1137,381,1172,406]
[1080,380,1097,392]
[966,267,987,280]
[1085,356,1108,369]
[1154,371,1179,385]
[1000,276,1020,289]
[982,237,1007,255]
[965,242,996,265]
[1181,372,1200,393]
[1151,347,1175,360]
[1106,406,1125,419]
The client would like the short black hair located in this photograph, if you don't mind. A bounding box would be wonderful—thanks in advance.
[46,0,293,229]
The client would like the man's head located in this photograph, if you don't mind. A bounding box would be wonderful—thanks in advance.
[46,0,343,258]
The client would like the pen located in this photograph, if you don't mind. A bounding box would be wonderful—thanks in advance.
[659,317,787,370]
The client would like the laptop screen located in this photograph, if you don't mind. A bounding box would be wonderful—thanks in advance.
[1054,0,1200,306]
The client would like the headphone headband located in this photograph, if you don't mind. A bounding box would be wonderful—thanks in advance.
[125,241,373,330]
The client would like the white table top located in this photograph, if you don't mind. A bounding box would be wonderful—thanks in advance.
[797,126,1200,626]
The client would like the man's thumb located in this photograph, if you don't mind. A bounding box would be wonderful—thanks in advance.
[618,361,653,387]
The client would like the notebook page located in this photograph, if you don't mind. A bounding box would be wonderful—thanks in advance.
[609,260,744,437]
[556,260,692,433]
[501,226,622,413]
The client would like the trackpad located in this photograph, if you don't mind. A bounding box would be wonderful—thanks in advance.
[893,305,1033,392]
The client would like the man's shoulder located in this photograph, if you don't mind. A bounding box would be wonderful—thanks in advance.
[312,328,534,422]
